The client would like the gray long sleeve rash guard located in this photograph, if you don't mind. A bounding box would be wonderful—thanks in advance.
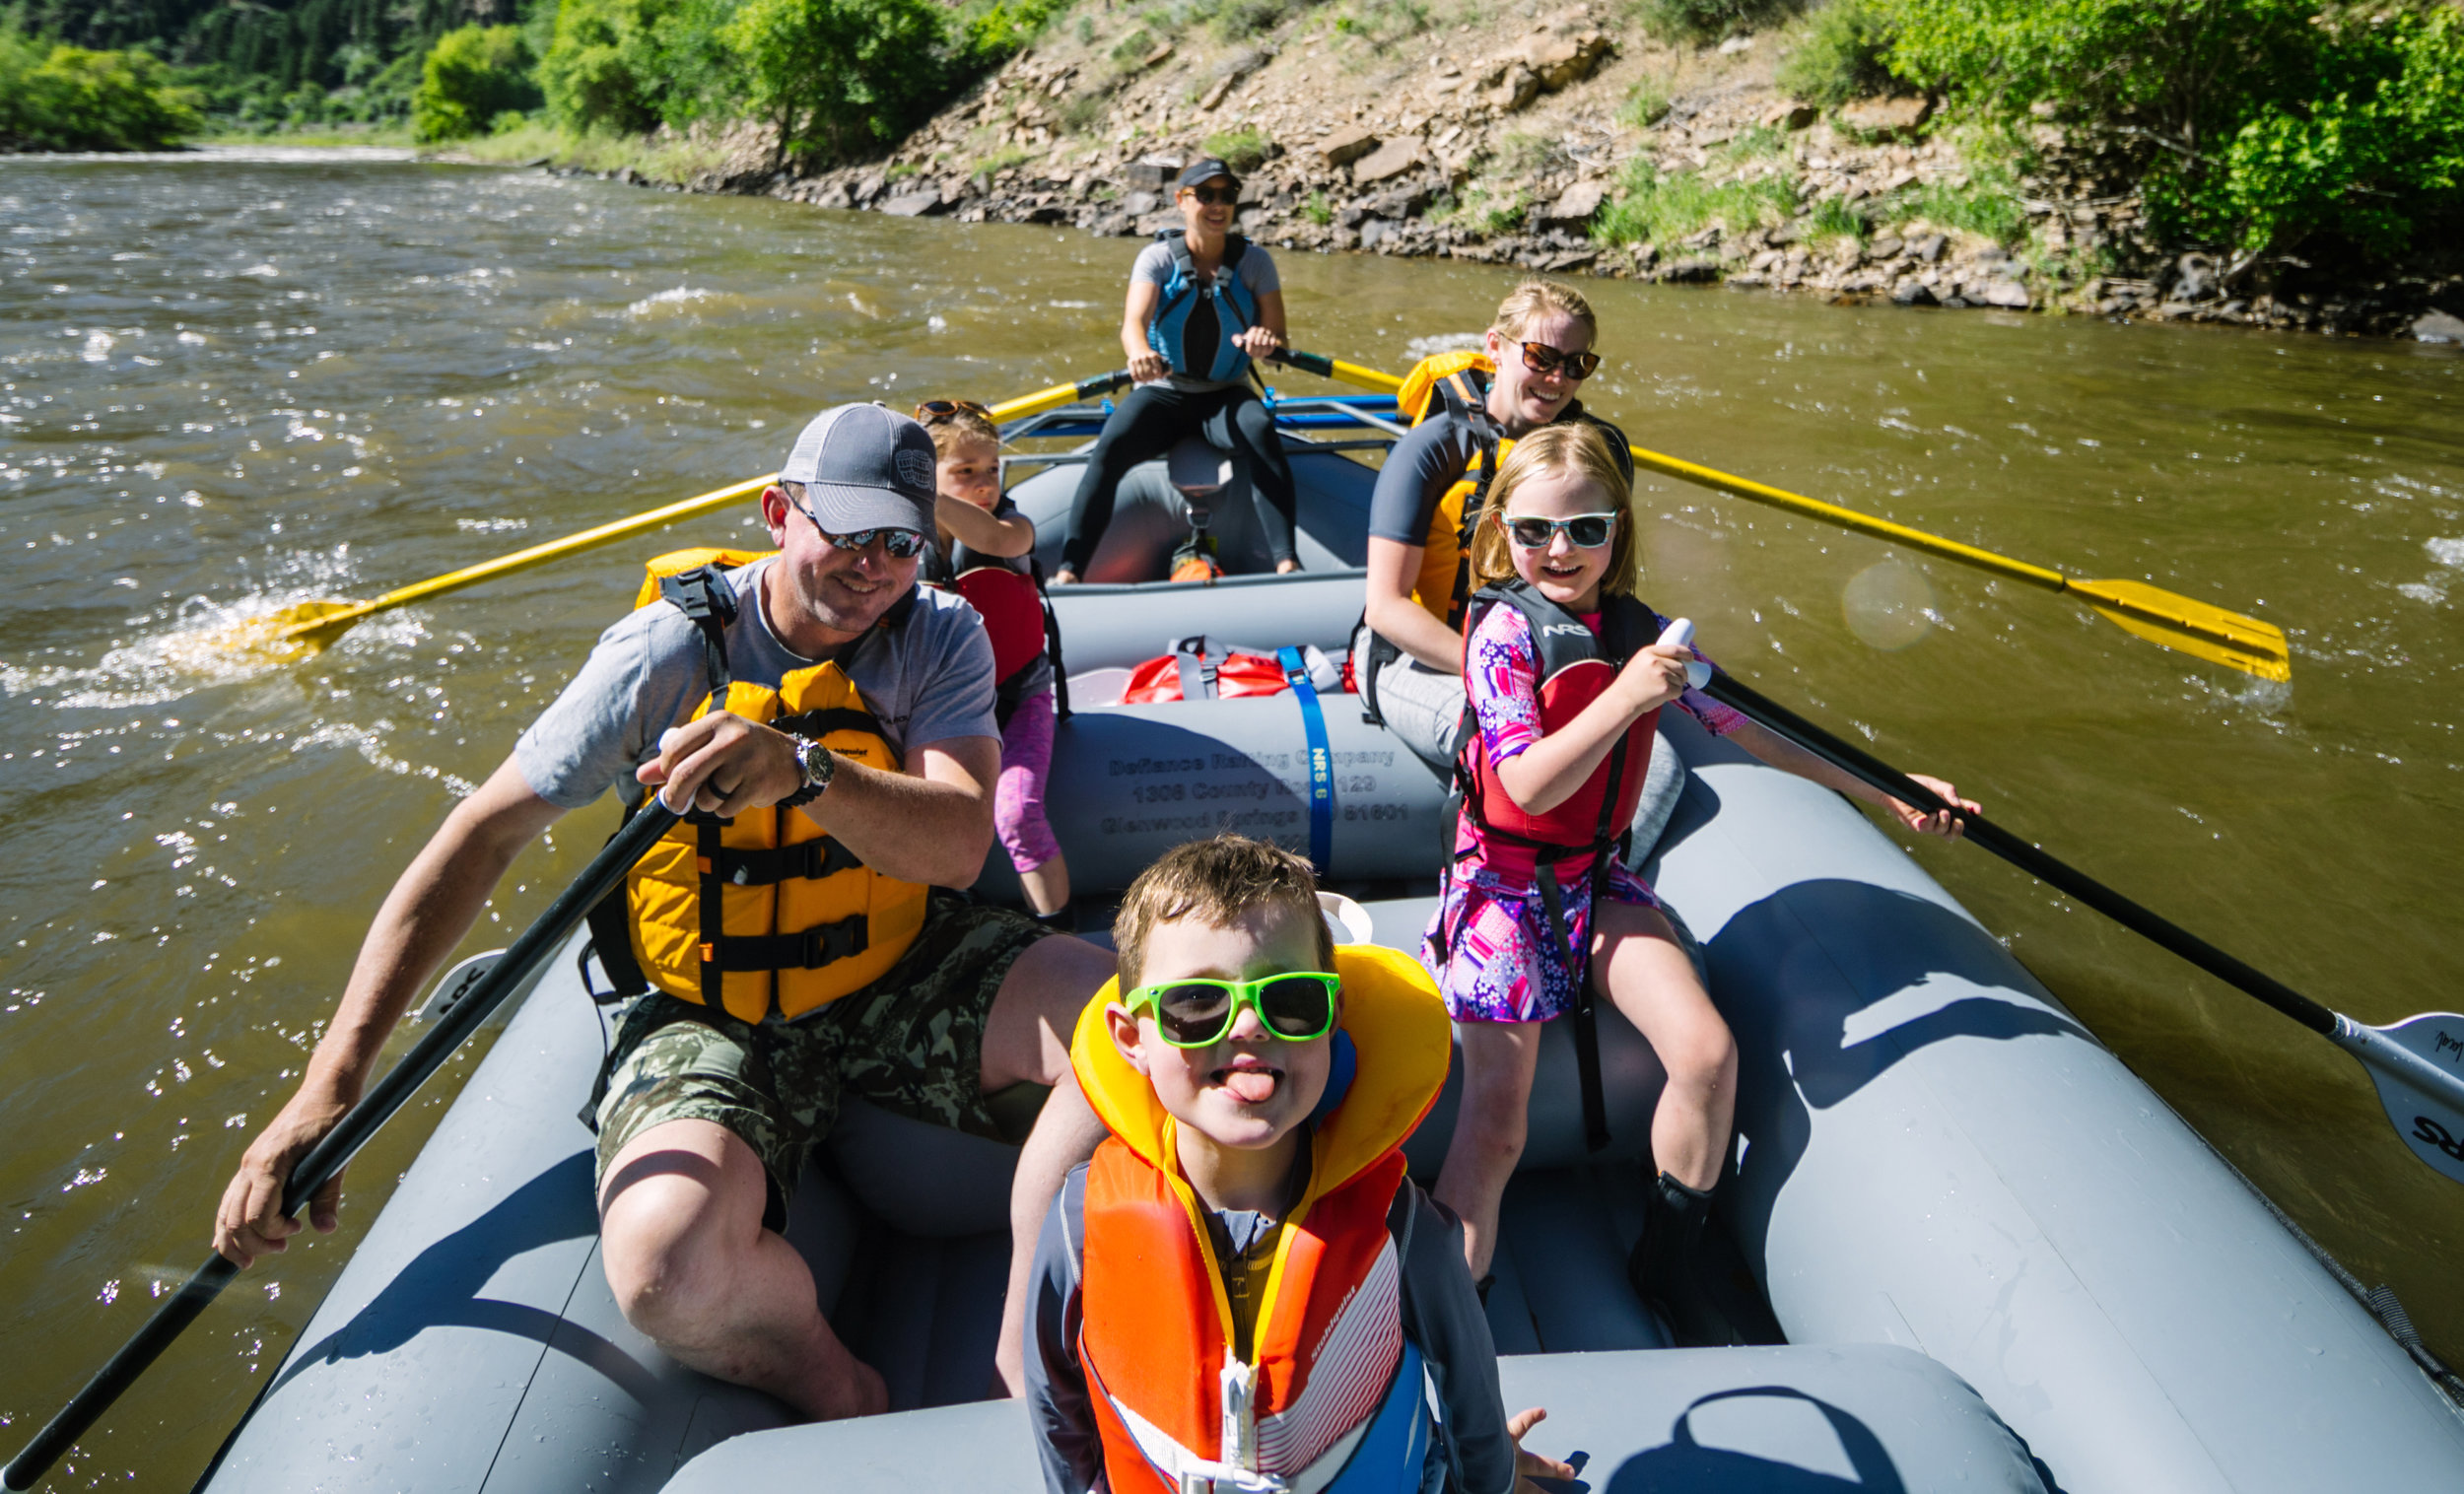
[1025,1161,1519,1494]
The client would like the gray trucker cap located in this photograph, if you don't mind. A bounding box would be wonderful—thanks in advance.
[780,403,938,535]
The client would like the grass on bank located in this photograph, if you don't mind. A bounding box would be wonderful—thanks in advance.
[446,118,747,183]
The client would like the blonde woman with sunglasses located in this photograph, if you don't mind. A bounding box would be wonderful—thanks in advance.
[1353,279,1631,778]
[1426,424,1978,1348]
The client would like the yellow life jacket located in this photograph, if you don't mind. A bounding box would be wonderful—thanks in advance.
[1395,350,1511,631]
[609,548,929,1025]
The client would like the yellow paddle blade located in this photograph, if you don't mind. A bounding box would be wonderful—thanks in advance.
[196,598,367,662]
[2072,578,2292,683]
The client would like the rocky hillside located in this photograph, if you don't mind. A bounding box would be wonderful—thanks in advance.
[545,2,2463,341]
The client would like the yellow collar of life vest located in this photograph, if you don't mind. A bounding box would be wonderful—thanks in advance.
[1072,942,1451,1210]
[1397,349,1497,427]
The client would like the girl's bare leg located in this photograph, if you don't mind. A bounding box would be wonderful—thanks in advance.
[1593,902,1736,1189]
[1432,1021,1542,1279]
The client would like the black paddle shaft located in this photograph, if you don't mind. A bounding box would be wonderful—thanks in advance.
[1698,671,2340,1040]
[2,802,679,1492]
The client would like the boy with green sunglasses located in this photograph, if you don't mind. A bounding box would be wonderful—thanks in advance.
[1023,833,1571,1494]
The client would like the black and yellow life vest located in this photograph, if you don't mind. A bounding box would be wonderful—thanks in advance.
[588,549,928,1026]
[1394,350,1510,632]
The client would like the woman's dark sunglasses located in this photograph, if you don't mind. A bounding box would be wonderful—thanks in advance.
[1185,185,1239,207]
[915,399,991,425]
[1124,972,1341,1048]
[1518,341,1603,379]
[1502,511,1618,549]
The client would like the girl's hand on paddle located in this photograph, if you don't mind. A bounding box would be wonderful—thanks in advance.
[1614,644,1691,715]
[1233,324,1283,359]
[637,712,798,818]
[1128,347,1169,383]
[214,1090,351,1267]
[1888,774,1978,839]
[1508,1406,1577,1491]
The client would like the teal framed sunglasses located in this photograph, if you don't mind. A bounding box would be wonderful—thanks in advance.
[1124,972,1341,1049]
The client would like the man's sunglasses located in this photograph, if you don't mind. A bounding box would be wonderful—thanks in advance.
[1124,972,1340,1049]
[1184,185,1238,207]
[801,507,928,559]
[1501,511,1619,549]
[914,399,991,426]
[1517,341,1603,379]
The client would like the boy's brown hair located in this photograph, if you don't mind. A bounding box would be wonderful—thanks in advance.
[922,405,1000,459]
[1113,834,1335,991]
[1465,421,1639,599]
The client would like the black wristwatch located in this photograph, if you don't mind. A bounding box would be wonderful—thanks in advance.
[780,734,835,809]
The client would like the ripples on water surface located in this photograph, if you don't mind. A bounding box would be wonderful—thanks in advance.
[2,153,2458,1485]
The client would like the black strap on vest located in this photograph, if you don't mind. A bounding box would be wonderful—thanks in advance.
[1438,373,1509,629]
[701,916,869,972]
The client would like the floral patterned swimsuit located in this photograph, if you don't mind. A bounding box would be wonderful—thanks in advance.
[1421,600,1745,1025]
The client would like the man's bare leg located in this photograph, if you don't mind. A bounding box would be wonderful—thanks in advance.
[598,1118,887,1420]
[980,932,1117,1394]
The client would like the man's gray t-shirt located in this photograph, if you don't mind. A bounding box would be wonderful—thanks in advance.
[1132,238,1282,393]
[515,558,999,810]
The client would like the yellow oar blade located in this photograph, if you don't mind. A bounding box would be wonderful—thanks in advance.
[198,598,366,662]
[2074,578,2292,683]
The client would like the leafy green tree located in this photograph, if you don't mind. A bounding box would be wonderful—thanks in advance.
[1879,0,2464,266]
[0,29,205,150]
[412,24,542,140]
[720,0,952,168]
[538,0,672,133]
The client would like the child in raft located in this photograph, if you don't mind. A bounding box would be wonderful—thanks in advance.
[1426,422,1978,1346]
[1025,833,1573,1494]
[916,398,1071,924]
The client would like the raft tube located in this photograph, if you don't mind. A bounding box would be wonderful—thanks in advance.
[192,708,2464,1494]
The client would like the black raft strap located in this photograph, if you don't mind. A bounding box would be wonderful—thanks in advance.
[1534,859,1612,1155]
[704,917,870,973]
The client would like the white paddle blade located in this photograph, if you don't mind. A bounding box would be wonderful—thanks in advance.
[2336,1012,2464,1185]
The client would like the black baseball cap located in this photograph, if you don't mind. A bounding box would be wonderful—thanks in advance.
[1177,158,1241,191]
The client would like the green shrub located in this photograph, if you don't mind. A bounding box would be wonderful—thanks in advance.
[1202,126,1272,172]
[1628,0,1795,46]
[1620,78,1673,130]
[1776,0,1896,106]
[1215,0,1294,39]
[1110,27,1156,64]
[1805,193,1868,242]
[1059,89,1112,133]
[1873,153,2024,241]
[722,0,955,167]
[1879,0,2464,263]
[960,0,1066,64]
[1303,189,1333,225]
[412,26,542,143]
[1594,158,1799,244]
[0,29,202,151]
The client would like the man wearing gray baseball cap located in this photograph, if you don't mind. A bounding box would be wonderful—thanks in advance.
[213,402,1116,1421]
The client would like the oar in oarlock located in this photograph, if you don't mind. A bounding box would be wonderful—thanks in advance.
[214,367,1137,662]
[1672,638,2464,1186]
[1266,347,2292,684]
[0,801,681,1493]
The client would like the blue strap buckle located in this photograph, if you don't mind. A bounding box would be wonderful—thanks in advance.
[1277,645,1335,877]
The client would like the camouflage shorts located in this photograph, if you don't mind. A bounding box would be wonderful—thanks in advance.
[591,889,1052,1230]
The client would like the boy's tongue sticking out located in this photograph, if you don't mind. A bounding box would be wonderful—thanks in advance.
[1218,1058,1282,1105]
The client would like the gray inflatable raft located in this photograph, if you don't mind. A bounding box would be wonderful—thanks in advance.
[193,692,2464,1493]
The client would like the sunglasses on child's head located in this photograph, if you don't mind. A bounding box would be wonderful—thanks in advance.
[1501,511,1619,549]
[1516,341,1604,380]
[1124,972,1340,1048]
[914,399,992,426]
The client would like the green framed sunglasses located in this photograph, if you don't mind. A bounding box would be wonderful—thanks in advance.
[1123,972,1341,1049]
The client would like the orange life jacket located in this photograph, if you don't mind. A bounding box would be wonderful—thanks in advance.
[1394,351,1510,632]
[1069,944,1452,1494]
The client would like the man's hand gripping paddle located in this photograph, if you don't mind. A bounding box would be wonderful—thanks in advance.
[1648,620,2464,1189]
[2,802,682,1491]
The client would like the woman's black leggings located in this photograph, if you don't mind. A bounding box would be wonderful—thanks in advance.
[1060,382,1298,575]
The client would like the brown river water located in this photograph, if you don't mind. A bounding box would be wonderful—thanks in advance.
[3,151,2459,1487]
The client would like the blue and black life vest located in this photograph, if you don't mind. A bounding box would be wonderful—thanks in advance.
[1146,231,1259,383]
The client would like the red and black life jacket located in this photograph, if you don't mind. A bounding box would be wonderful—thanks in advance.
[1446,579,1661,1152]
[942,561,1068,725]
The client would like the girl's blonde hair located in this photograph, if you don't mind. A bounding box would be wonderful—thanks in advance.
[1466,422,1638,599]
[1488,278,1598,344]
